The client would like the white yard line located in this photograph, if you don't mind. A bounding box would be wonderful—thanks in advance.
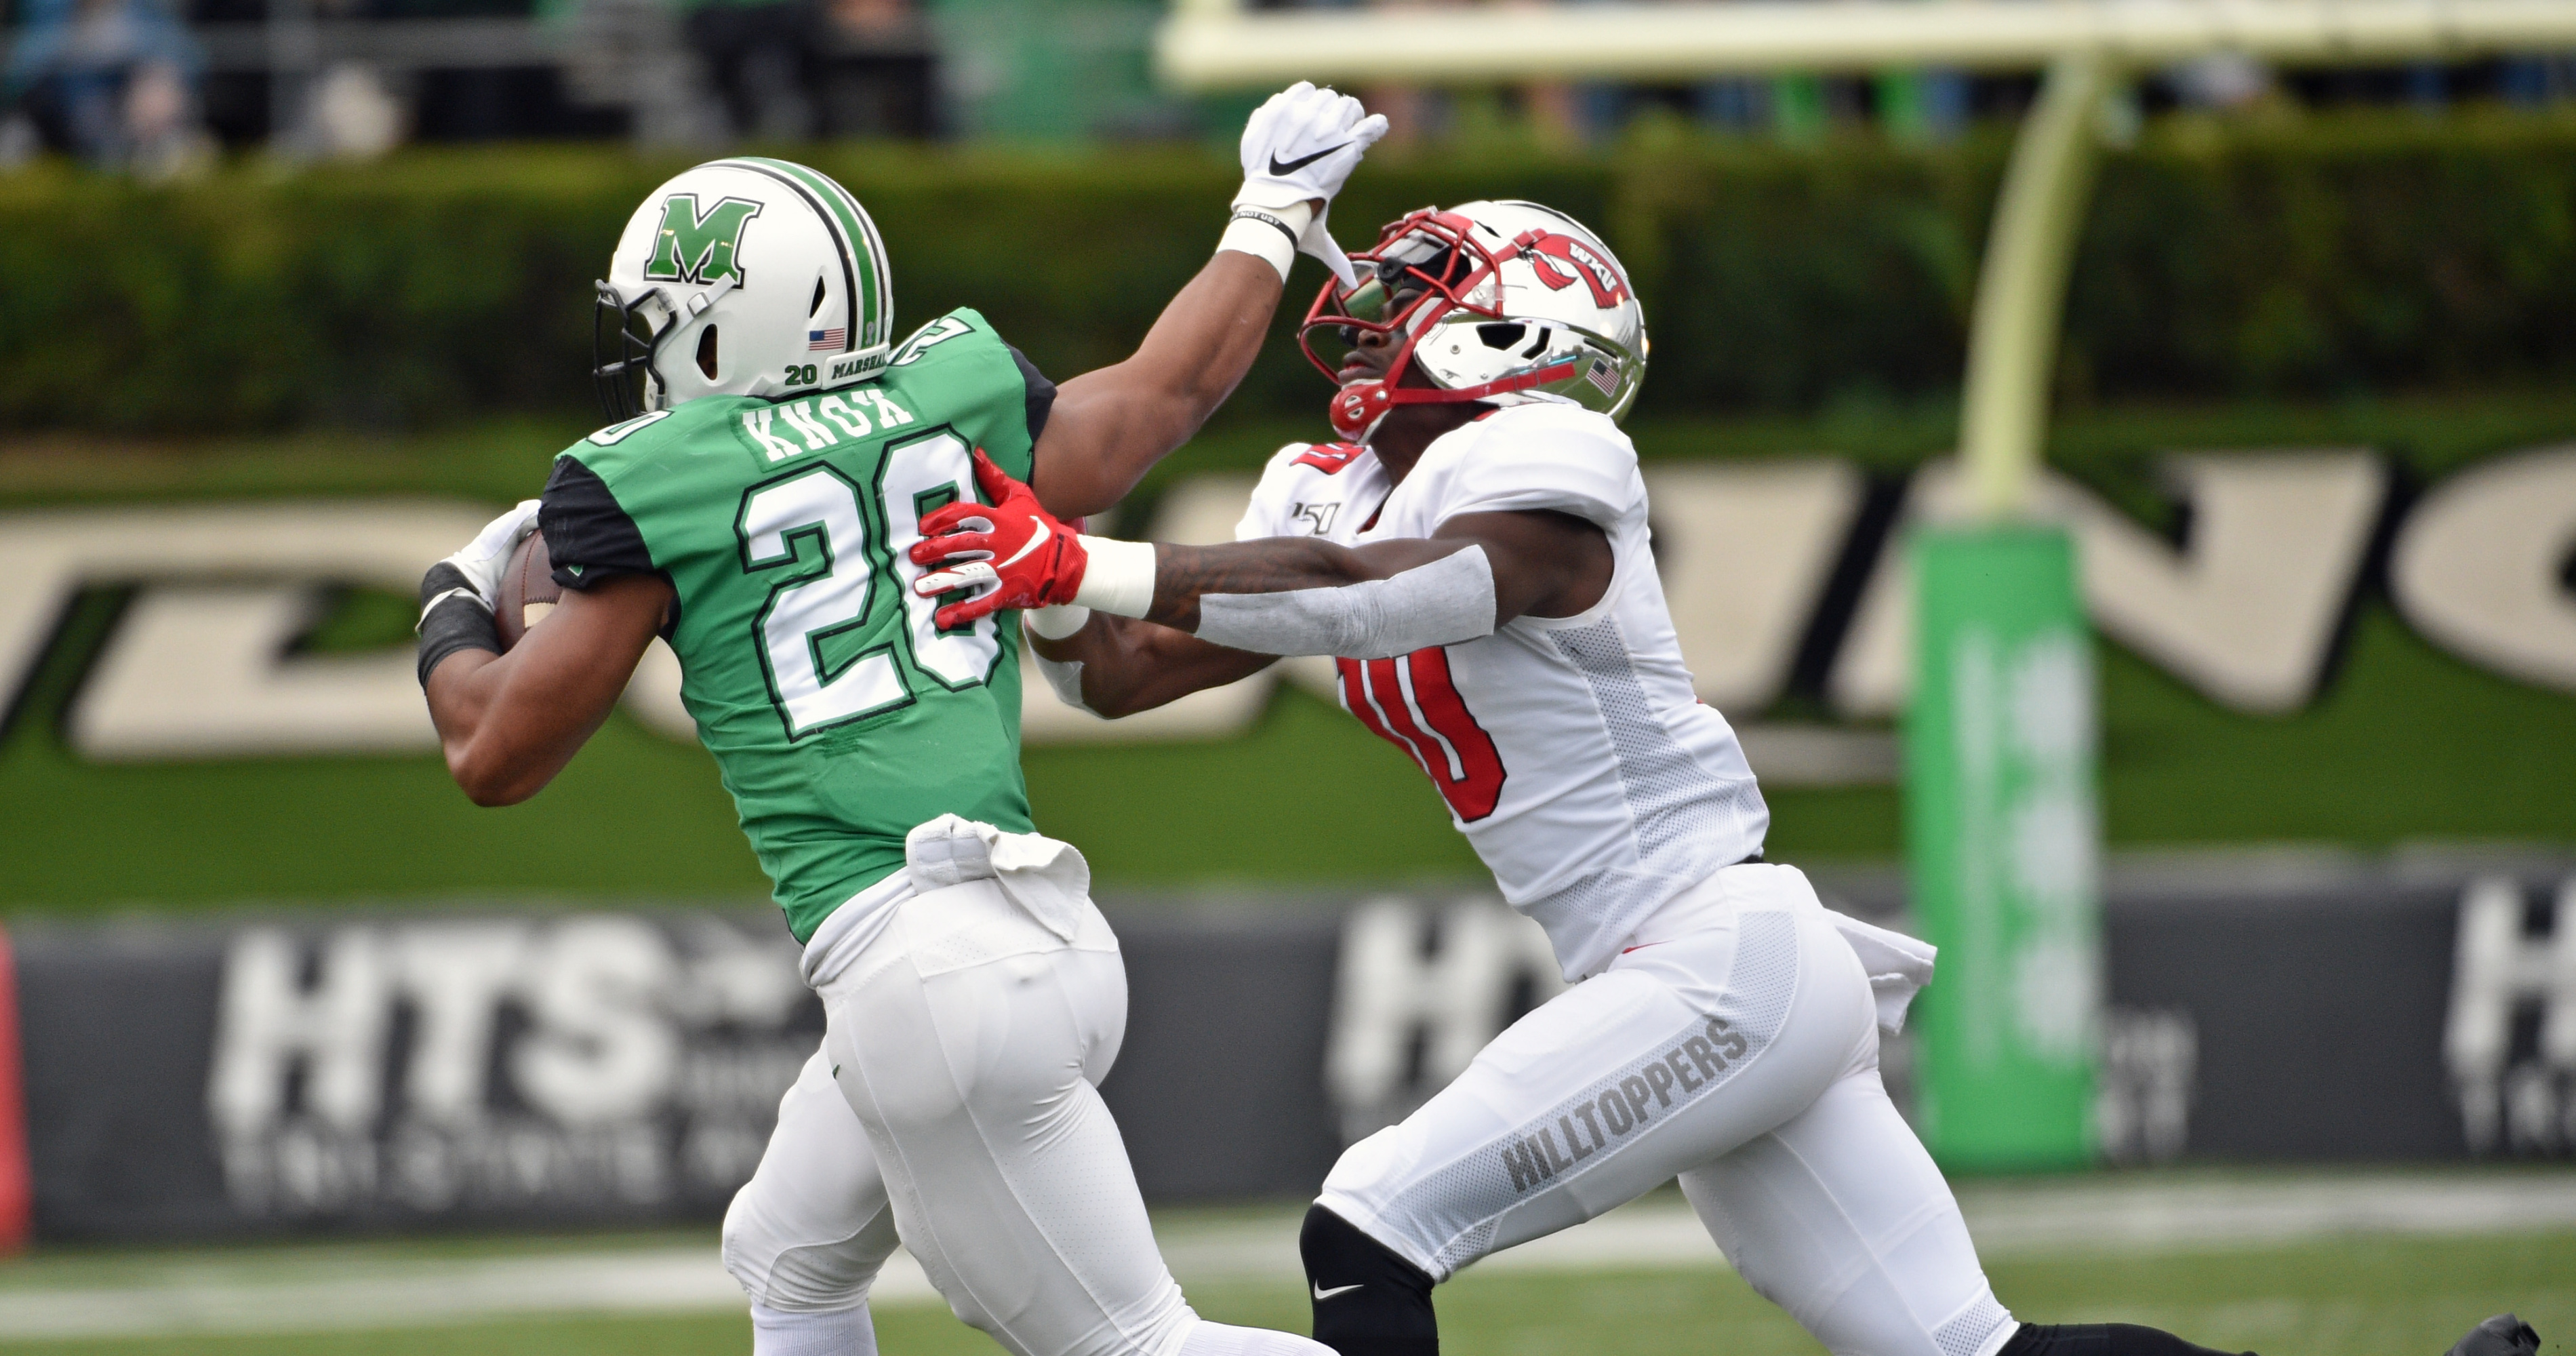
[0,1250,799,1340]
[1957,1172,2576,1255]
[0,1172,2569,1340]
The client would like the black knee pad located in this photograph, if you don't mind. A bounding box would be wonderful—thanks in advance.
[2001,1322,2256,1356]
[1300,1205,1438,1356]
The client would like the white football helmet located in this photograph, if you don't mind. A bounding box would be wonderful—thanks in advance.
[594,157,895,418]
[1300,200,1647,441]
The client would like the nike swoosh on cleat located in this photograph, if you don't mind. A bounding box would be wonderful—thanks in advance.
[1269,143,1350,176]
[1311,1282,1363,1301]
[999,516,1051,568]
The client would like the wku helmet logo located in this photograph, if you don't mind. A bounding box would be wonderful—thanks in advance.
[1518,231,1630,309]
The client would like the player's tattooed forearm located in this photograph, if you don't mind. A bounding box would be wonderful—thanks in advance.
[1146,540,1361,629]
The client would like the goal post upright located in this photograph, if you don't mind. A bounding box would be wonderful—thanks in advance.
[1152,0,2576,1172]
[1958,52,2113,524]
[1905,52,2112,1172]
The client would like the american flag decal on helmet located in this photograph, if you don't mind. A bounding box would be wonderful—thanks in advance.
[1586,358,1619,397]
[808,328,845,351]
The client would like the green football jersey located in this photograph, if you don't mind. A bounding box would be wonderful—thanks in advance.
[540,308,1049,942]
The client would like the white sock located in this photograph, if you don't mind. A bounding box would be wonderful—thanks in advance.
[1175,1315,1339,1356]
[750,1301,876,1356]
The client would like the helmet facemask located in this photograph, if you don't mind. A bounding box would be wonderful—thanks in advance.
[1300,202,1647,441]
[1300,210,1508,441]
[592,281,679,420]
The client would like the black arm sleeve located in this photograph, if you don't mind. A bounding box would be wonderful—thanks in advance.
[1007,343,1058,447]
[416,563,501,689]
[540,457,656,589]
[540,456,681,635]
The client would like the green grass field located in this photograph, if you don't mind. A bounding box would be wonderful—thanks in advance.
[2,1230,2564,1356]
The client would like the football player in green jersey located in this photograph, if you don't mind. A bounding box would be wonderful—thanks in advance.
[416,84,1387,1356]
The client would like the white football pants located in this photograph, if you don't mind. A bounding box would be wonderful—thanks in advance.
[1316,864,2017,1356]
[725,875,1333,1356]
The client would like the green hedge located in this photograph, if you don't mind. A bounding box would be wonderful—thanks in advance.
[5,110,2576,433]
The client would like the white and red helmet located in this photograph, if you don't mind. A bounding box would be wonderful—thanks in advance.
[1301,199,1647,441]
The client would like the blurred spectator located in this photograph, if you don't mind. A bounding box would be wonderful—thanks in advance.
[2,0,211,174]
[679,0,820,139]
[1521,80,1580,148]
[1876,67,1967,142]
[811,0,930,138]
[1693,77,1766,134]
[2167,52,2272,111]
[2406,61,2446,111]
[2499,56,2575,107]
[1350,0,1455,146]
[830,0,903,35]
[300,60,405,158]
[559,0,725,146]
[1771,71,1826,141]
[1362,82,1440,144]
[0,107,36,163]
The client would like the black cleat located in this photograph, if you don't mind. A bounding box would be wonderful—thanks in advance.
[2447,1315,2540,1356]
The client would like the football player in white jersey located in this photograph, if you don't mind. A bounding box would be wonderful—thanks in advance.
[908,203,2535,1356]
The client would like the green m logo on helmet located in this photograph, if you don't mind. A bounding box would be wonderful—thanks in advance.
[645,194,765,286]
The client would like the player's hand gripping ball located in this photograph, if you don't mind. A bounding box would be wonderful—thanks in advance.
[418,497,547,649]
[908,450,1089,629]
[420,499,538,616]
[493,528,564,650]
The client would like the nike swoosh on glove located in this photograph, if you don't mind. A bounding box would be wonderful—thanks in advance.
[909,450,1089,629]
[418,498,541,629]
[1233,81,1389,288]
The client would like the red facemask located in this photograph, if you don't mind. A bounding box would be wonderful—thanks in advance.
[1299,208,1580,441]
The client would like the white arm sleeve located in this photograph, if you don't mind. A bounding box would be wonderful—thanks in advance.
[1194,546,1497,660]
[1032,650,1097,715]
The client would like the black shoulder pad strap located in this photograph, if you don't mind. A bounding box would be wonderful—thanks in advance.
[1008,343,1059,450]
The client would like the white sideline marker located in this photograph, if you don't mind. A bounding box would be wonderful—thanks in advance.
[0,1172,2570,1340]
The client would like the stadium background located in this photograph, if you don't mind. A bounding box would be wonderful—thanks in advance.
[3,3,2576,1351]
[14,121,2576,898]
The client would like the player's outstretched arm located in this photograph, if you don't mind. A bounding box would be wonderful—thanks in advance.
[1028,83,1387,519]
[1028,616,1277,719]
[1135,507,1610,639]
[422,574,673,806]
[1029,252,1284,519]
[910,450,1611,664]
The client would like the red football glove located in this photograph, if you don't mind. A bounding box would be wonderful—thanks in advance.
[909,449,1089,629]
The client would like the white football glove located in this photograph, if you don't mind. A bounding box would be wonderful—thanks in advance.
[419,498,540,626]
[1232,81,1388,289]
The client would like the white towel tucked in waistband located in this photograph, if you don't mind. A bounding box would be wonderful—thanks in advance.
[1825,909,1939,1035]
[905,814,1092,941]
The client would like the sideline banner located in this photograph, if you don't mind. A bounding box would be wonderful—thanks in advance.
[6,866,2571,1242]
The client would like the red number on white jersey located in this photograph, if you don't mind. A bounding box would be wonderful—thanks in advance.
[1337,648,1507,822]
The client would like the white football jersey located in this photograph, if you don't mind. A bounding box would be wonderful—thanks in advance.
[1236,402,1769,980]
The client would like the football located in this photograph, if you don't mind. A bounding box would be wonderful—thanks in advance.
[493,528,563,650]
